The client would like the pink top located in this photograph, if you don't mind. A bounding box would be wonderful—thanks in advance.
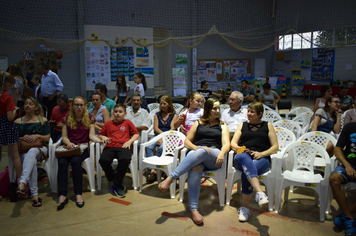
[63,114,95,144]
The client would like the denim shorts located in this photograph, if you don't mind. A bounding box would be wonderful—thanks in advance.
[332,163,356,183]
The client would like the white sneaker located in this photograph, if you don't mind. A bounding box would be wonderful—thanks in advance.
[255,191,269,207]
[238,207,250,222]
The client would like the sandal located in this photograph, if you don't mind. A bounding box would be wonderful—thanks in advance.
[17,185,26,195]
[146,173,157,184]
[200,177,208,184]
[32,198,42,207]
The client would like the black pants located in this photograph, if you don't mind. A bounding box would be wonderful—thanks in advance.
[58,149,89,196]
[43,95,57,119]
[99,147,132,187]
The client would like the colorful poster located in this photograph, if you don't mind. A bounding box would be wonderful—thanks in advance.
[134,67,154,78]
[86,46,110,89]
[216,62,222,74]
[136,58,149,66]
[275,68,284,76]
[311,48,335,82]
[111,46,134,81]
[176,54,187,64]
[292,85,304,96]
[276,52,284,61]
[136,47,149,57]
[173,68,187,97]
[301,60,311,69]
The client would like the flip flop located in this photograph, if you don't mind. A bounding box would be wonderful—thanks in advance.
[32,198,42,207]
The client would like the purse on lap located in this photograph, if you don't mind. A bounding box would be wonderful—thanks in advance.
[55,143,88,158]
[18,138,43,153]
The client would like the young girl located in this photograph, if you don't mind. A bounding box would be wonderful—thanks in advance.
[175,92,204,135]
[114,74,130,105]
[133,72,148,111]
[0,72,22,180]
[7,63,27,108]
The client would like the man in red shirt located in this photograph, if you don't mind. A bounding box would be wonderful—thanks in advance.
[98,104,139,198]
[49,94,71,142]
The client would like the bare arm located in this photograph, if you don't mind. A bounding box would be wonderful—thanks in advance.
[153,114,163,134]
[6,109,17,121]
[313,98,320,112]
[333,111,342,134]
[311,114,321,131]
[231,123,243,152]
[171,114,179,129]
[13,88,19,105]
[124,91,130,105]
[215,123,230,164]
[89,123,102,142]
[184,121,199,150]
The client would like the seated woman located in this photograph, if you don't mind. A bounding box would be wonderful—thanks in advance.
[258,83,280,109]
[158,98,230,225]
[89,93,109,135]
[231,101,278,222]
[57,96,102,210]
[313,85,332,112]
[15,97,50,207]
[310,96,342,156]
[145,95,178,183]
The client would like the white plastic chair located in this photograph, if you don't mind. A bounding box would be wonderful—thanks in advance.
[274,141,331,222]
[220,104,230,114]
[43,137,63,193]
[139,131,186,198]
[292,112,314,129]
[285,107,313,120]
[225,150,276,211]
[52,142,97,192]
[148,103,160,112]
[262,110,282,123]
[273,120,302,139]
[179,149,227,207]
[96,140,138,191]
[273,127,297,155]
[141,108,160,143]
[173,103,184,114]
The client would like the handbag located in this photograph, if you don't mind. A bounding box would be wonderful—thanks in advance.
[55,143,88,158]
[18,138,43,153]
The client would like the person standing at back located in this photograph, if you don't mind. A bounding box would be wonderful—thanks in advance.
[240,80,255,106]
[38,63,63,119]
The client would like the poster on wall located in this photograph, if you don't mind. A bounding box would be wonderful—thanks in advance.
[176,54,187,68]
[311,48,334,82]
[224,60,249,80]
[111,46,135,81]
[173,68,187,97]
[134,67,154,78]
[85,46,110,90]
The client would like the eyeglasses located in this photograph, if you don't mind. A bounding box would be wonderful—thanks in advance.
[228,98,238,102]
[73,104,85,107]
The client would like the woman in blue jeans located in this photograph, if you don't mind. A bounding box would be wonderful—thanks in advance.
[231,101,278,222]
[158,98,230,225]
[145,95,178,182]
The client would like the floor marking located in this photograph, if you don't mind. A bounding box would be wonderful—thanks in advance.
[108,197,132,206]
[161,211,189,221]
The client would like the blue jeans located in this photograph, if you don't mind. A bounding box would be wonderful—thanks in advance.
[234,153,270,195]
[170,147,222,211]
[332,164,356,183]
[145,135,163,158]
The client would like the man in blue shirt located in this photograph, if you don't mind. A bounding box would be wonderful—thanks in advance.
[240,79,255,106]
[39,63,64,119]
[88,84,116,118]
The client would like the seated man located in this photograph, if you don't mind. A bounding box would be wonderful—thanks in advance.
[88,84,116,118]
[50,94,71,143]
[336,86,354,112]
[99,104,139,198]
[221,91,248,139]
[124,94,151,139]
[240,79,255,106]
[329,122,356,235]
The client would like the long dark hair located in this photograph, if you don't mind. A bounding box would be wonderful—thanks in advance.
[135,72,147,91]
[116,74,127,93]
[324,96,338,122]
[181,91,201,113]
[159,95,175,116]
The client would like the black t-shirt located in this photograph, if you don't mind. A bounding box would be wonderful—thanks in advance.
[336,122,356,166]
[197,89,212,101]
[194,123,222,150]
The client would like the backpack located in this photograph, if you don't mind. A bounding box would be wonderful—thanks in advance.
[22,85,35,101]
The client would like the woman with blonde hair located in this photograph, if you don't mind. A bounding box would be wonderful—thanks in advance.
[15,97,50,207]
[56,96,102,210]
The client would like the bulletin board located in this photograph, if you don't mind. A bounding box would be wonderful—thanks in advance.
[196,59,224,82]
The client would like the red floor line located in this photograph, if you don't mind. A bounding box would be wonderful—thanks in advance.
[228,226,259,235]
[161,211,189,221]
[108,197,132,206]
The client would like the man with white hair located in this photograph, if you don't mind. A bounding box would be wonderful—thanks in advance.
[221,91,248,138]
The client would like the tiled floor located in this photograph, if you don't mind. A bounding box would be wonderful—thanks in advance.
[0,97,353,236]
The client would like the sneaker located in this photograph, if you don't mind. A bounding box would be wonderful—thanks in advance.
[238,207,250,222]
[255,192,269,207]
[110,184,126,198]
[333,213,346,230]
[344,217,356,236]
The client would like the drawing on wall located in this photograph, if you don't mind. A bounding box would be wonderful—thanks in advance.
[85,46,110,90]
[136,47,149,57]
[111,46,134,81]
